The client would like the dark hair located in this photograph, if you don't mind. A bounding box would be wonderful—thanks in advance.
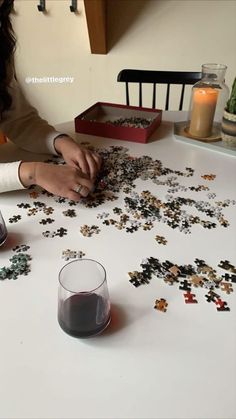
[0,0,16,116]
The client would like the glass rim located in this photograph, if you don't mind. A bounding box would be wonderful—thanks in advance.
[58,258,107,294]
[202,63,227,71]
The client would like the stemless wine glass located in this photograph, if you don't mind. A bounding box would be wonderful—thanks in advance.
[58,259,111,338]
[0,210,8,246]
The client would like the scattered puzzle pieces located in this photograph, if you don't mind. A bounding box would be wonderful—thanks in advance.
[201,174,216,181]
[220,282,233,294]
[62,249,85,261]
[29,191,39,199]
[28,208,38,216]
[9,215,21,223]
[164,274,178,286]
[43,207,54,216]
[62,209,77,218]
[13,244,30,253]
[179,280,192,292]
[154,298,168,312]
[205,290,220,303]
[190,275,204,287]
[2,144,235,318]
[155,235,167,245]
[168,265,180,277]
[39,218,55,225]
[215,298,230,312]
[184,291,198,304]
[218,260,236,273]
[80,225,100,237]
[17,203,31,209]
[129,257,235,312]
[0,250,31,280]
[42,228,67,238]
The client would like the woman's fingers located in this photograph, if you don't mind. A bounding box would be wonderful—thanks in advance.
[75,150,102,180]
[84,153,98,180]
[57,137,103,179]
[75,150,90,176]
[34,162,95,201]
[91,151,102,168]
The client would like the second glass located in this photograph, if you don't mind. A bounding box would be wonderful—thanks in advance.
[0,210,8,246]
[58,259,111,338]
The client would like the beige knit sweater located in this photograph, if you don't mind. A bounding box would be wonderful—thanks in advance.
[0,70,62,193]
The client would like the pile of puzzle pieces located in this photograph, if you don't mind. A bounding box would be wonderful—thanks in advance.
[129,258,236,312]
[0,245,31,280]
[8,146,236,241]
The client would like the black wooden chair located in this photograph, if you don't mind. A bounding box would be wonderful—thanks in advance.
[117,69,202,110]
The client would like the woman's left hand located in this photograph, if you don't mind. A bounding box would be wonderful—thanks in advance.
[54,135,102,180]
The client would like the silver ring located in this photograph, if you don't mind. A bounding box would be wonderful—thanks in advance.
[74,185,83,194]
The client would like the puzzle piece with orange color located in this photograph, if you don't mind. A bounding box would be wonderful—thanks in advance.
[190,275,204,287]
[154,298,168,312]
[220,282,233,294]
[201,174,216,181]
[29,191,39,199]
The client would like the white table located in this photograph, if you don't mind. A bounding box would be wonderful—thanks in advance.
[0,112,236,419]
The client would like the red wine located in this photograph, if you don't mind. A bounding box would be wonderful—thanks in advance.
[58,293,111,338]
[0,224,7,246]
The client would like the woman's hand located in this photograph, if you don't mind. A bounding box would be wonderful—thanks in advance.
[54,135,102,180]
[19,162,94,202]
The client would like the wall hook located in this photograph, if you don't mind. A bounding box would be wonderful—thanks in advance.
[70,0,77,13]
[37,0,46,12]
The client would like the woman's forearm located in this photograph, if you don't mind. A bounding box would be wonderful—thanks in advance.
[18,161,39,187]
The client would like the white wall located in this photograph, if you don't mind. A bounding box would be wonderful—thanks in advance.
[13,0,236,125]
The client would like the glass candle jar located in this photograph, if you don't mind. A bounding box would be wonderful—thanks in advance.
[187,64,229,139]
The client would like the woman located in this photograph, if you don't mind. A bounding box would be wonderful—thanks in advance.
[0,0,101,200]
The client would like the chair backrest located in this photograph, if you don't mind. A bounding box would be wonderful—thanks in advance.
[117,69,202,110]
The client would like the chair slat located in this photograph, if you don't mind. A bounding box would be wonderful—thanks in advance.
[125,82,129,106]
[152,83,156,109]
[179,84,185,110]
[165,84,170,110]
[139,82,142,107]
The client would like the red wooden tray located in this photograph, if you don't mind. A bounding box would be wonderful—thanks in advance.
[74,102,162,143]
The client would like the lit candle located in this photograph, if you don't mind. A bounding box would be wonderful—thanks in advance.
[189,87,219,138]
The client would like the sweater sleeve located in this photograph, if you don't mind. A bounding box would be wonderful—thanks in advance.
[0,77,61,155]
[0,162,26,193]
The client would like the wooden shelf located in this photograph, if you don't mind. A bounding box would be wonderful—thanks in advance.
[84,0,107,55]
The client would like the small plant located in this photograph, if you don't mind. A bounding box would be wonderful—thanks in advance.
[226,77,236,114]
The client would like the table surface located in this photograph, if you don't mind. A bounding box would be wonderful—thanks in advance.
[0,112,236,419]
